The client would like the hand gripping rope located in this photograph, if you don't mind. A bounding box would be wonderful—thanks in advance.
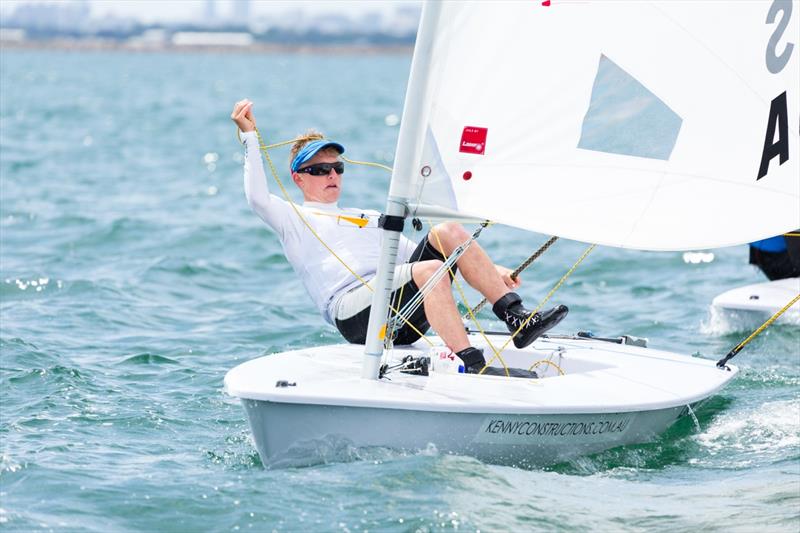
[467,236,559,317]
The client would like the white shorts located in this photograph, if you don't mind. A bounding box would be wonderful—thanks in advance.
[334,263,414,321]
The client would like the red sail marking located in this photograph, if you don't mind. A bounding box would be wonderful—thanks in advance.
[459,126,488,155]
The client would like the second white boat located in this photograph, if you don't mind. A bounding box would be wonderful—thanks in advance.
[712,278,800,324]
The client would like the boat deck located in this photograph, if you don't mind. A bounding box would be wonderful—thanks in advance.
[225,335,738,415]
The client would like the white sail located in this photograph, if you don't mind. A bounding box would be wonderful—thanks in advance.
[405,1,800,251]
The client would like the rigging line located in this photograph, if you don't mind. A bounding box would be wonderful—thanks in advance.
[251,128,432,346]
[340,156,393,173]
[238,129,317,148]
[385,257,452,340]
[382,280,406,361]
[387,224,484,338]
[409,158,428,224]
[716,292,800,369]
[427,223,513,375]
[528,359,565,376]
[239,130,397,173]
[468,236,559,317]
[480,243,597,373]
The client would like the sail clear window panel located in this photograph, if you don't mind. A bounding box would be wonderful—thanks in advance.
[578,55,683,161]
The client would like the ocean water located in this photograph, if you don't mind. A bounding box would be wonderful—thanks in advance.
[1,49,798,532]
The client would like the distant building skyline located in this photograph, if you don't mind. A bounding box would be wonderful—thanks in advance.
[1,0,421,24]
[0,0,421,48]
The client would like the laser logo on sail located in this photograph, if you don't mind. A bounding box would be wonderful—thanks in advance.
[460,126,488,155]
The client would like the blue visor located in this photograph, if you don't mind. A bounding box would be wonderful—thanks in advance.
[291,140,345,172]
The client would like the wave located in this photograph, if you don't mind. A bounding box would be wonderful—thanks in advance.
[144,256,244,278]
[693,398,800,468]
[119,353,180,365]
[71,216,159,248]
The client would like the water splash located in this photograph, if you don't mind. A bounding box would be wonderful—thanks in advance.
[701,305,800,337]
[685,404,701,432]
[693,398,800,467]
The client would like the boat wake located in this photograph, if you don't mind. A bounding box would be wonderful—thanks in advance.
[548,396,734,474]
[692,398,800,468]
[205,431,263,470]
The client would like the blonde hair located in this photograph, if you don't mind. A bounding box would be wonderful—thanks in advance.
[289,129,340,171]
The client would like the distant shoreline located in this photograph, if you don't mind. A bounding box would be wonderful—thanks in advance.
[0,39,413,55]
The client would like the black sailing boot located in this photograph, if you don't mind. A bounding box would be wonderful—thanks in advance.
[456,347,538,379]
[493,292,569,349]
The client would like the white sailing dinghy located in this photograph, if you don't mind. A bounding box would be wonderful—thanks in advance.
[712,277,800,324]
[226,1,800,468]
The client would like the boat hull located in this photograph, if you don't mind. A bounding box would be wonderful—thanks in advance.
[241,399,690,468]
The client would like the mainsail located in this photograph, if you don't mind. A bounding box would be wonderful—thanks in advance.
[398,1,799,251]
[362,0,800,377]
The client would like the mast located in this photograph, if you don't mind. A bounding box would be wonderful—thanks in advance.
[361,1,442,379]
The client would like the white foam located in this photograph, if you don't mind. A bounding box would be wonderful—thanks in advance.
[700,305,799,336]
[695,398,800,464]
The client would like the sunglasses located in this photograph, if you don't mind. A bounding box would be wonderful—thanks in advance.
[296,162,345,176]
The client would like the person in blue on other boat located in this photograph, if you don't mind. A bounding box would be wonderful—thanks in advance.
[749,233,800,280]
[231,99,569,377]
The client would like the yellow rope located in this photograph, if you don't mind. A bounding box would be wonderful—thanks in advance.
[481,243,596,371]
[239,129,395,173]
[731,292,800,354]
[249,128,431,346]
[427,223,512,375]
[341,156,393,173]
[238,129,321,151]
[528,359,565,376]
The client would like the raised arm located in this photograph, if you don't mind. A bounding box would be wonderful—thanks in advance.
[231,99,256,133]
[231,99,291,237]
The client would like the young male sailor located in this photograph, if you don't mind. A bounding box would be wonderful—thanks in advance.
[231,99,568,375]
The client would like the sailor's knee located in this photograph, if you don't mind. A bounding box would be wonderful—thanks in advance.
[412,260,450,289]
[413,259,443,278]
[432,222,468,243]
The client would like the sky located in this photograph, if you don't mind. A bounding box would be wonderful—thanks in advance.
[1,0,421,24]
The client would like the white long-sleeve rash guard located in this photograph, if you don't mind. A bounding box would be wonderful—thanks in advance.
[242,131,416,325]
